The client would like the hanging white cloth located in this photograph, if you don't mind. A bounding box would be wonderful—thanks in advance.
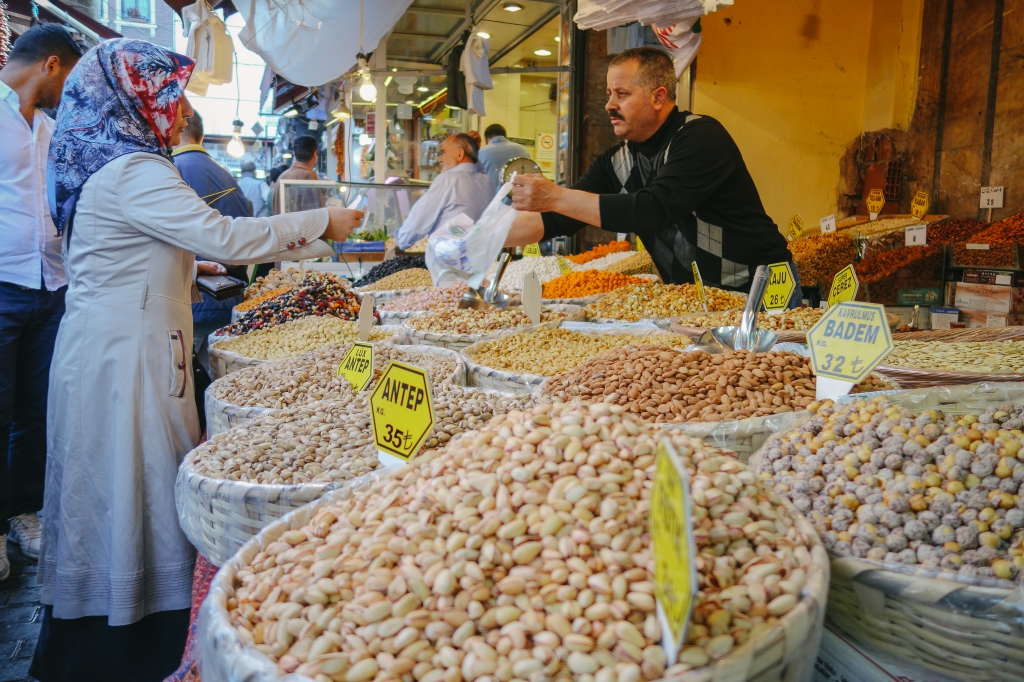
[460,32,491,116]
[652,18,702,77]
[181,0,234,97]
[575,0,731,32]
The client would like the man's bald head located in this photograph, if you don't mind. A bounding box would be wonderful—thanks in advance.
[440,133,479,171]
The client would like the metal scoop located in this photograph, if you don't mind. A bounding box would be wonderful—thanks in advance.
[691,265,778,354]
[459,252,512,310]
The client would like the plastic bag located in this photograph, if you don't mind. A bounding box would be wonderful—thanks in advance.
[426,182,517,289]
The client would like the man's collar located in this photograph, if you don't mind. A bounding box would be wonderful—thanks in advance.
[445,162,477,174]
[172,143,208,156]
[488,135,508,144]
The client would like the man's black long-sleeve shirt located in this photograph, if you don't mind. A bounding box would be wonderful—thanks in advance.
[541,108,791,289]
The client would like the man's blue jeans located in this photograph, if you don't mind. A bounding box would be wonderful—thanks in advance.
[0,281,66,535]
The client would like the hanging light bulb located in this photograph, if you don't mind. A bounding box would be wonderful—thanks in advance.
[227,118,245,158]
[356,53,376,102]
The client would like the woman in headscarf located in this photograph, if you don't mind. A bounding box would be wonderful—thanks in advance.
[32,39,362,681]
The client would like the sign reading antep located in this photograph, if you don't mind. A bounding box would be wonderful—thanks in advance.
[369,361,436,462]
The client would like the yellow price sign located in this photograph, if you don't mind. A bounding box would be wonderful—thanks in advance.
[336,342,375,392]
[523,243,541,257]
[807,302,893,384]
[911,191,930,219]
[787,214,804,241]
[691,262,707,311]
[651,437,698,664]
[827,264,859,307]
[556,256,572,275]
[866,188,885,216]
[762,261,795,312]
[636,238,645,252]
[369,360,436,462]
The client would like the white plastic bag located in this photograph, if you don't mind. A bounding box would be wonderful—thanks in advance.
[426,181,517,289]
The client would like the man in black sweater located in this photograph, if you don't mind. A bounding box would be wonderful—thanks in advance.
[506,46,797,298]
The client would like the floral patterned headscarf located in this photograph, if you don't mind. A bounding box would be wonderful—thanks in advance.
[48,39,195,234]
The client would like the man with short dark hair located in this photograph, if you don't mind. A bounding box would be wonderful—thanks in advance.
[395,132,495,249]
[478,123,530,185]
[273,135,325,214]
[0,22,84,577]
[506,46,795,298]
[237,159,267,218]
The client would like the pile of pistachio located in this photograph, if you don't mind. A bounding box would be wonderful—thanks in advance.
[755,397,1024,581]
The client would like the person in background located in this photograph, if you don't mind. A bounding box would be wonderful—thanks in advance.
[395,133,495,249]
[237,158,267,218]
[171,110,251,371]
[478,123,530,186]
[0,23,84,580]
[272,135,325,214]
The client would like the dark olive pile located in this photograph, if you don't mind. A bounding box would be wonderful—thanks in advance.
[352,256,426,288]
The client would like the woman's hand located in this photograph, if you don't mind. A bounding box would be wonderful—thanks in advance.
[197,261,227,275]
[323,207,365,242]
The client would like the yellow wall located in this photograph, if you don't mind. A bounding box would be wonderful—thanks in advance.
[480,74,557,168]
[694,0,924,233]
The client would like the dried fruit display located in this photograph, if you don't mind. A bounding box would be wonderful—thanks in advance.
[218,273,361,336]
[542,272,649,299]
[566,240,631,264]
[585,284,745,321]
[789,233,857,289]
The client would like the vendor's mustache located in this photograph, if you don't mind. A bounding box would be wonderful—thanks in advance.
[609,109,625,121]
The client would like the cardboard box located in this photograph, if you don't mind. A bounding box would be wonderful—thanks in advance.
[961,269,1024,286]
[930,307,959,329]
[813,625,962,682]
[957,307,1019,328]
[897,288,943,306]
[953,282,1017,313]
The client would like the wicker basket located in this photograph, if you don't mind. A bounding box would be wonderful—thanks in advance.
[877,327,1024,389]
[671,312,901,344]
[402,304,586,350]
[197,468,831,682]
[751,381,1024,682]
[204,344,467,437]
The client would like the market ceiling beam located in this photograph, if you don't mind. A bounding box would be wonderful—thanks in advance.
[488,5,560,65]
[391,31,452,40]
[407,6,467,17]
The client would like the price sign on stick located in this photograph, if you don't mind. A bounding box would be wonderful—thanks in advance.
[636,238,645,252]
[762,262,796,312]
[807,302,893,400]
[337,342,374,392]
[827,265,859,308]
[911,191,930,219]
[905,224,927,246]
[980,186,1004,209]
[358,294,374,341]
[556,256,572,275]
[691,262,707,312]
[820,214,837,234]
[787,214,804,241]
[523,243,541,257]
[866,188,885,219]
[370,361,435,462]
[651,437,698,666]
[522,271,542,325]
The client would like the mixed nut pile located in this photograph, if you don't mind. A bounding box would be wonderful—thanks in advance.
[193,385,533,485]
[466,329,686,377]
[211,342,462,410]
[352,257,427,289]
[679,308,825,332]
[380,285,519,314]
[236,287,292,313]
[585,284,745,321]
[406,308,570,335]
[357,269,435,292]
[542,347,892,424]
[222,400,819,678]
[245,268,305,300]
[754,397,1024,581]
[219,273,361,337]
[884,340,1024,374]
[212,318,393,361]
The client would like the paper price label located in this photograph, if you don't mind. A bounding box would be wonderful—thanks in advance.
[820,214,837,234]
[807,302,894,384]
[911,191,930,219]
[522,271,542,325]
[866,188,885,217]
[523,243,541,257]
[787,214,804,241]
[358,293,375,341]
[556,256,572,275]
[691,262,707,311]
[827,264,859,307]
[651,437,698,666]
[905,224,927,246]
[762,261,795,312]
[337,342,375,392]
[369,361,435,462]
[980,186,1004,209]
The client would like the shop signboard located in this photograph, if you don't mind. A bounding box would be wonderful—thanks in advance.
[651,437,697,666]
[807,302,893,400]
[369,361,436,462]
[337,342,374,392]
[763,262,795,312]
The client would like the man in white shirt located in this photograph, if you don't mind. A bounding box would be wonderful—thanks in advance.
[237,158,268,218]
[396,133,495,249]
[0,23,84,578]
[477,124,530,186]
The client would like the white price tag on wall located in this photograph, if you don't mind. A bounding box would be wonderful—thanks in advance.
[820,214,837,234]
[980,186,1004,209]
[905,225,927,246]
